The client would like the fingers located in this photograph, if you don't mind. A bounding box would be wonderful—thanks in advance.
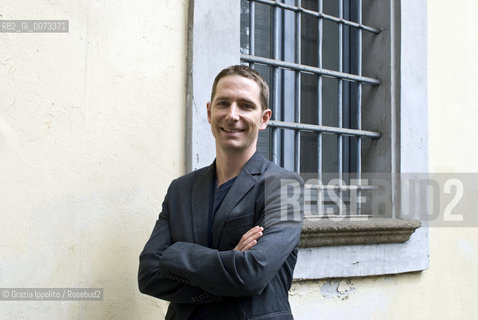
[235,226,263,251]
[240,231,261,251]
[242,226,263,241]
[241,237,259,251]
[234,226,264,252]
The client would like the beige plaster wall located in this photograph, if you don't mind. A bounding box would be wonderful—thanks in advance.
[290,0,478,319]
[0,0,188,318]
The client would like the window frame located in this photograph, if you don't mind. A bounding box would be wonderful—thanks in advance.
[186,0,429,279]
[241,0,380,177]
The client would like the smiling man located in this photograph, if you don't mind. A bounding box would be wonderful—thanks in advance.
[138,65,303,320]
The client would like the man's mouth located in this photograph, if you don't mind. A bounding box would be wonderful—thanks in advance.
[221,128,244,133]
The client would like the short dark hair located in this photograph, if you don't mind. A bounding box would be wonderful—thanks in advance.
[210,65,270,110]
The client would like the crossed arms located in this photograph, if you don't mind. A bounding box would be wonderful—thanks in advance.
[138,173,303,303]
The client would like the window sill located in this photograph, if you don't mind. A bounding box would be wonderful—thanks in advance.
[300,218,421,247]
[294,218,428,279]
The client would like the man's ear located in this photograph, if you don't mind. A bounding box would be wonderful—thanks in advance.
[207,102,212,124]
[259,109,272,130]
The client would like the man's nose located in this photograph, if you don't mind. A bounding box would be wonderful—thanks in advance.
[225,103,240,121]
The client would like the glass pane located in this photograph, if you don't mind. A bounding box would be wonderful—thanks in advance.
[240,0,360,176]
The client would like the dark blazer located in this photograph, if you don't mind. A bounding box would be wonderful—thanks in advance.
[138,152,303,320]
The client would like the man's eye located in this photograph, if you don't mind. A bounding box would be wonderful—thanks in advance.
[217,101,228,106]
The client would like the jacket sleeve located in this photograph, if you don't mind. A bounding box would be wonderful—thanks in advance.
[138,191,223,304]
[158,172,303,297]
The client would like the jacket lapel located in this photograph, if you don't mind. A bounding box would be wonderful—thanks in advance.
[211,152,266,248]
[191,162,215,247]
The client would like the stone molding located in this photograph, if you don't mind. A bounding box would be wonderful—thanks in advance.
[300,218,421,247]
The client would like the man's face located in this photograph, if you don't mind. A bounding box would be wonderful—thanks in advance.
[207,75,271,155]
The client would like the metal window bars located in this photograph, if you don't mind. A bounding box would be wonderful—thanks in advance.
[241,0,381,216]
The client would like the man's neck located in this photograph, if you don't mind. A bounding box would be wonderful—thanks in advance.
[215,147,255,186]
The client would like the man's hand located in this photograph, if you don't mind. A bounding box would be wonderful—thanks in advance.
[234,226,264,252]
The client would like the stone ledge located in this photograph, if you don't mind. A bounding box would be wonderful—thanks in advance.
[299,218,421,247]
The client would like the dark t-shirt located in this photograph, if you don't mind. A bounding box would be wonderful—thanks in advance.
[190,174,237,320]
[208,175,237,247]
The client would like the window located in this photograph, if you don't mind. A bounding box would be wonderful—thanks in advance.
[186,0,429,279]
[240,0,382,218]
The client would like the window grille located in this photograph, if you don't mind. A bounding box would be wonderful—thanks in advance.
[240,0,382,217]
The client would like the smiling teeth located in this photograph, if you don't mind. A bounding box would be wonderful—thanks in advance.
[223,128,242,133]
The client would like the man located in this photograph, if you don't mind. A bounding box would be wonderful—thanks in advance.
[138,65,303,320]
